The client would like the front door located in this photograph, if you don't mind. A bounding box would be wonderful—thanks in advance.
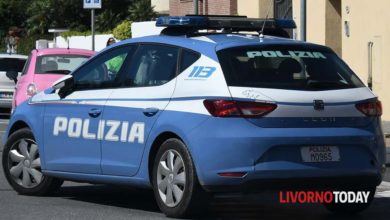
[42,45,136,174]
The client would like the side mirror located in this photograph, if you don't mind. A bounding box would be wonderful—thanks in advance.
[6,70,18,84]
[52,75,74,98]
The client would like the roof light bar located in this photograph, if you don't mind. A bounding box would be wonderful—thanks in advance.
[156,15,296,30]
[156,16,208,27]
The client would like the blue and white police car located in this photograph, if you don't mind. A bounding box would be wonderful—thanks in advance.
[2,16,386,217]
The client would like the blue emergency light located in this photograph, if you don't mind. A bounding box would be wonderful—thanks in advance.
[156,15,296,30]
[156,16,208,27]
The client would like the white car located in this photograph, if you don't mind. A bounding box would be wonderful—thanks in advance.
[0,53,27,112]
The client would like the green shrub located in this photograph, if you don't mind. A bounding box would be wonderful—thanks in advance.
[113,20,132,40]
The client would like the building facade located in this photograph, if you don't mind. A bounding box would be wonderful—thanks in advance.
[152,0,170,15]
[169,0,237,16]
[293,0,390,132]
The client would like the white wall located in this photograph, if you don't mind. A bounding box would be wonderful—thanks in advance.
[131,21,164,38]
[55,34,114,51]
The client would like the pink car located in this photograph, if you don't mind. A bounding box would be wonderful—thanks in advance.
[13,48,95,109]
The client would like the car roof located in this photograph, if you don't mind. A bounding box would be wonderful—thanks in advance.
[0,53,28,59]
[33,48,95,57]
[111,33,331,57]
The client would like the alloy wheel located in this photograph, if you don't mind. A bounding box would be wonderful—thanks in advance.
[7,139,42,188]
[157,149,186,207]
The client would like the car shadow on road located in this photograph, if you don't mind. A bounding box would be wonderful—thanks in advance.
[53,184,161,213]
[51,184,390,220]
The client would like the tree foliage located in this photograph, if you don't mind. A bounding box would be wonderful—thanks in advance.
[0,0,156,52]
[128,0,157,22]
[0,0,156,34]
[96,0,134,32]
[26,0,90,35]
[0,0,28,36]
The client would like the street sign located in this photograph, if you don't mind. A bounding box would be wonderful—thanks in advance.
[83,0,102,51]
[83,0,102,9]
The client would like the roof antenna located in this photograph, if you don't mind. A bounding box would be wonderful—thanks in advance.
[67,38,70,49]
[259,2,273,38]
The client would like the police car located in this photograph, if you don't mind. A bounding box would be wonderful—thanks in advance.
[2,16,386,218]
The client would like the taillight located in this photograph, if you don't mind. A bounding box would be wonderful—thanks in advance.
[356,100,382,117]
[27,83,37,96]
[203,100,277,118]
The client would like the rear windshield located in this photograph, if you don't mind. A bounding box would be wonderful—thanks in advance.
[36,55,90,75]
[0,58,26,72]
[217,46,365,90]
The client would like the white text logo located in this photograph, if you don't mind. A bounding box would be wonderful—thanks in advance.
[53,117,145,144]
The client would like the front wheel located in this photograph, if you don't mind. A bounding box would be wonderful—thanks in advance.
[2,128,63,196]
[152,138,209,218]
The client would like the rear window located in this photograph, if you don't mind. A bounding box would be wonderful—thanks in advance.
[0,58,26,72]
[217,46,365,91]
[36,55,90,75]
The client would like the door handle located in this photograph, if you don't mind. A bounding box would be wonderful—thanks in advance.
[143,108,159,117]
[88,108,102,118]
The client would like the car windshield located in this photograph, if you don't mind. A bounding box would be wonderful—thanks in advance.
[0,58,26,72]
[217,45,365,91]
[36,55,90,75]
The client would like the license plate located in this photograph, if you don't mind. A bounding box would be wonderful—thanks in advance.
[300,146,340,162]
[0,92,13,99]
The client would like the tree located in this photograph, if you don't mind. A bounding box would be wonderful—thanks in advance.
[128,0,157,22]
[96,0,134,32]
[26,0,90,35]
[25,0,53,35]
[0,0,28,36]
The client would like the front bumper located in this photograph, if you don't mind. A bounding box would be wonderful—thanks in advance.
[0,98,12,109]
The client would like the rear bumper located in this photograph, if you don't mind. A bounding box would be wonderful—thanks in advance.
[187,117,386,192]
[203,174,382,192]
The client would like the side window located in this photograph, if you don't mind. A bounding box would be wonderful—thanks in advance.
[73,45,135,90]
[124,44,179,87]
[179,49,200,73]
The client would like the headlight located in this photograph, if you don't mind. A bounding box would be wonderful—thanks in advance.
[27,83,38,96]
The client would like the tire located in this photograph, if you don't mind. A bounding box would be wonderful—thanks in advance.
[152,138,209,218]
[323,187,376,214]
[2,128,63,196]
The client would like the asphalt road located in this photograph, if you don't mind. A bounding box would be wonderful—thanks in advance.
[1,118,390,220]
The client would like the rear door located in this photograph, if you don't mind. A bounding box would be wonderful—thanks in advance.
[217,45,377,128]
[100,44,180,176]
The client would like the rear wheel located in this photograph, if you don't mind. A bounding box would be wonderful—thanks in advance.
[323,187,376,214]
[152,138,209,218]
[2,128,63,196]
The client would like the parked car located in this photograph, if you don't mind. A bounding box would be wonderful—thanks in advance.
[12,48,95,110]
[0,53,27,114]
[2,16,386,218]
